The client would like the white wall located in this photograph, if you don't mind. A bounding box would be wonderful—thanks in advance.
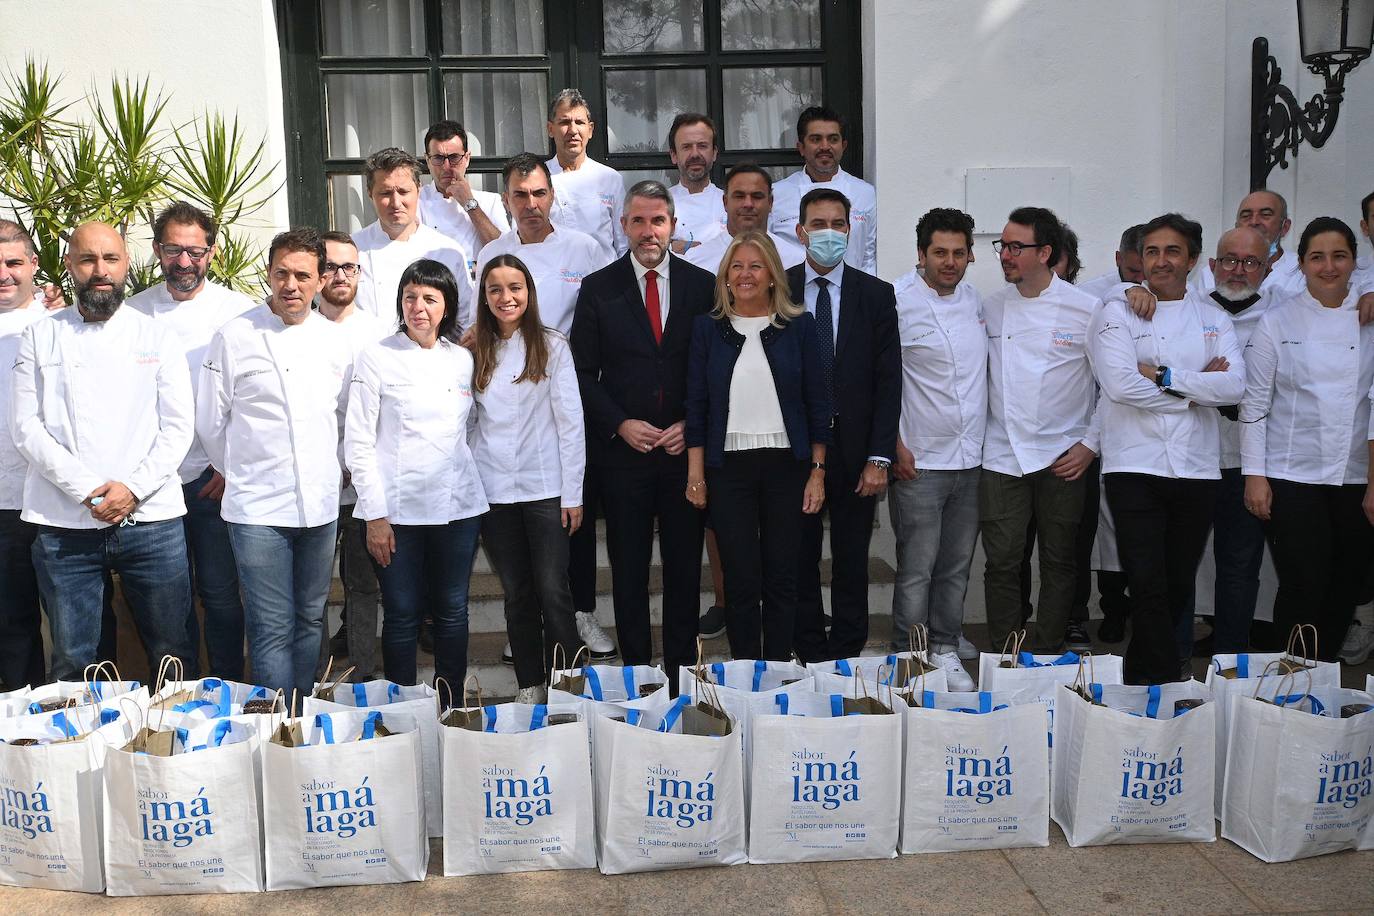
[0,0,290,248]
[863,0,1374,291]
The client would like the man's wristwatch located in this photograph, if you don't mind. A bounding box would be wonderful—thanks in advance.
[1154,365,1168,387]
[462,198,480,212]
[868,459,891,471]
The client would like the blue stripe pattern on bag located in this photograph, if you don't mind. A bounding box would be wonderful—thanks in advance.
[775,694,790,715]
[49,711,79,737]
[830,694,845,718]
[1018,650,1080,668]
[315,714,336,744]
[622,666,637,699]
[1145,685,1161,719]
[710,662,725,687]
[752,659,767,691]
[585,667,604,701]
[658,695,690,733]
[625,708,642,727]
[361,711,382,739]
[530,705,547,731]
[352,683,369,707]
[835,659,853,677]
[387,683,402,702]
[946,692,1005,715]
[484,706,498,732]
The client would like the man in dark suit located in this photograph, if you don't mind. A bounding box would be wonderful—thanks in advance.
[570,180,715,680]
[788,187,900,662]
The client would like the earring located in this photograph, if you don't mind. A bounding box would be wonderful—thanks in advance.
[768,283,774,288]
[725,282,731,289]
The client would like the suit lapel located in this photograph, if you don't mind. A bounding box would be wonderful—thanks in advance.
[658,255,692,348]
[787,265,805,306]
[835,267,859,359]
[617,257,658,348]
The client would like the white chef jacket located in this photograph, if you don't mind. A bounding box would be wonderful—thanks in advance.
[196,305,352,528]
[417,183,510,271]
[470,331,584,507]
[1209,289,1273,469]
[983,275,1101,476]
[547,156,627,257]
[892,270,987,470]
[1240,286,1374,486]
[1190,249,1305,297]
[12,306,193,528]
[475,226,613,335]
[769,168,878,274]
[0,303,51,510]
[326,308,392,506]
[684,229,804,274]
[345,334,488,525]
[669,182,726,250]
[1088,290,1245,480]
[1078,272,1128,302]
[352,221,474,331]
[127,280,257,483]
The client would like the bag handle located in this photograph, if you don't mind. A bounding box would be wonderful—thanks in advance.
[152,654,184,699]
[775,693,791,715]
[434,676,453,714]
[1286,623,1319,665]
[314,714,337,745]
[752,659,769,692]
[908,623,930,658]
[874,662,896,710]
[830,694,846,718]
[621,666,638,700]
[551,642,590,679]
[462,673,483,711]
[361,710,383,740]
[585,666,605,701]
[998,630,1026,667]
[657,694,691,733]
[1247,659,1288,697]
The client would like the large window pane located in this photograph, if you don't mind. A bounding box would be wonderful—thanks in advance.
[321,0,425,56]
[443,72,548,158]
[605,69,707,153]
[722,66,820,149]
[325,72,429,159]
[617,168,674,193]
[329,173,370,233]
[720,0,820,51]
[603,0,704,54]
[442,0,545,55]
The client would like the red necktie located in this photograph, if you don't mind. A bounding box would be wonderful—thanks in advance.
[645,269,663,344]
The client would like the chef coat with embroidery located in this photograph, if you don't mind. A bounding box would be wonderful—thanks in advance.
[770,168,878,274]
[475,226,613,335]
[352,220,474,330]
[547,156,627,256]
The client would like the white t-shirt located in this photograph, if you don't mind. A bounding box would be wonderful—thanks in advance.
[417,183,509,270]
[548,156,627,256]
[669,182,726,250]
[475,227,613,335]
[352,221,474,330]
[770,168,878,274]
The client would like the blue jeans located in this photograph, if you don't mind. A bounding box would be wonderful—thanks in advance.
[32,518,195,682]
[182,467,245,679]
[0,510,44,688]
[373,518,480,687]
[227,521,337,702]
[1211,467,1266,653]
[889,468,981,653]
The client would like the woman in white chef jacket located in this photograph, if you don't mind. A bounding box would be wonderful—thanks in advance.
[1240,216,1374,661]
[344,258,488,687]
[468,254,586,704]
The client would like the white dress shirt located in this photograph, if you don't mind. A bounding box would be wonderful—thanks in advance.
[1240,286,1374,486]
[12,306,193,528]
[547,156,627,256]
[475,226,613,335]
[417,184,510,269]
[684,229,804,273]
[325,308,393,506]
[345,334,487,525]
[127,280,257,483]
[352,221,474,330]
[1088,290,1245,480]
[1209,289,1274,469]
[0,303,51,510]
[892,270,987,471]
[196,305,352,528]
[669,182,727,249]
[630,251,671,328]
[770,168,878,274]
[470,331,584,507]
[802,261,845,341]
[983,274,1101,476]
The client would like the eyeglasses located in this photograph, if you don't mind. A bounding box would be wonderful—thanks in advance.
[427,153,466,167]
[1217,255,1264,272]
[324,262,360,278]
[157,243,211,260]
[991,240,1047,256]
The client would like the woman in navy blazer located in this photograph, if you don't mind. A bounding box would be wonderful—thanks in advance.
[684,230,832,660]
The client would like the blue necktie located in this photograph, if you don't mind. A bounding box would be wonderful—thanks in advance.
[815,277,835,414]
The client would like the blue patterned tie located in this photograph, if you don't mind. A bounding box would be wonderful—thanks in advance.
[814,277,835,416]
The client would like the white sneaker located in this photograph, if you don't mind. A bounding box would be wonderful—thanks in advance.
[515,685,547,705]
[1339,622,1374,665]
[576,611,617,659]
[932,650,975,692]
[956,634,978,661]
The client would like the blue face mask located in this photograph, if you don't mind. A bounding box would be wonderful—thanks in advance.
[805,228,849,268]
[1268,239,1280,259]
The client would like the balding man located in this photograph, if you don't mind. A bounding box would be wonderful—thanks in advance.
[12,222,196,680]
[1191,189,1303,296]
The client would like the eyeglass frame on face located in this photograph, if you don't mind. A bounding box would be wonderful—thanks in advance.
[427,153,466,168]
[1216,255,1264,272]
[324,261,360,278]
[991,239,1047,256]
[154,242,212,261]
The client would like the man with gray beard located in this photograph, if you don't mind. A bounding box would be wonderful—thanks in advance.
[11,222,196,680]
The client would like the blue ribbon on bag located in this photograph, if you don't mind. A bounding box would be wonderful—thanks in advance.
[625,708,642,727]
[175,718,233,753]
[834,659,853,677]
[927,691,1007,714]
[775,693,847,717]
[482,704,547,733]
[657,695,691,732]
[360,710,383,739]
[1272,693,1325,715]
[584,667,605,701]
[710,662,726,687]
[316,714,337,744]
[753,659,768,691]
[1016,651,1080,668]
[622,666,638,699]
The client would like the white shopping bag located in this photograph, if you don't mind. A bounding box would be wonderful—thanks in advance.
[1052,681,1216,846]
[592,693,746,874]
[441,702,595,875]
[102,718,263,895]
[304,679,442,837]
[747,691,901,863]
[899,689,1050,853]
[978,645,1123,759]
[263,709,426,890]
[809,651,948,696]
[549,663,668,705]
[1221,685,1374,862]
[678,659,812,741]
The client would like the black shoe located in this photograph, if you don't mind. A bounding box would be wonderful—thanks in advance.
[1191,633,1214,659]
[1020,603,1034,626]
[699,605,726,639]
[1097,615,1126,644]
[1065,621,1092,653]
[328,628,348,659]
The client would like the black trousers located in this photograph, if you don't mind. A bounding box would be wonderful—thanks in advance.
[706,449,808,661]
[0,510,43,689]
[597,460,704,679]
[1105,473,1216,685]
[1260,478,1374,661]
[1020,458,1101,624]
[794,464,878,663]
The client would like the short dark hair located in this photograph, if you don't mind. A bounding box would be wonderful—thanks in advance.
[916,208,975,254]
[153,201,217,246]
[268,227,325,276]
[1119,224,1146,254]
[1007,206,1065,268]
[1139,212,1204,259]
[1297,216,1358,260]
[1058,223,1082,284]
[502,151,553,189]
[799,187,850,223]
[1361,190,1374,225]
[667,112,717,152]
[625,179,674,218]
[395,258,461,339]
[319,230,355,249]
[364,147,422,192]
[423,120,469,154]
[796,105,846,144]
[725,163,772,194]
[0,219,36,257]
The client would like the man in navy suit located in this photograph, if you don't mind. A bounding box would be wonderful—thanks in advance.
[570,180,716,679]
[788,187,901,662]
